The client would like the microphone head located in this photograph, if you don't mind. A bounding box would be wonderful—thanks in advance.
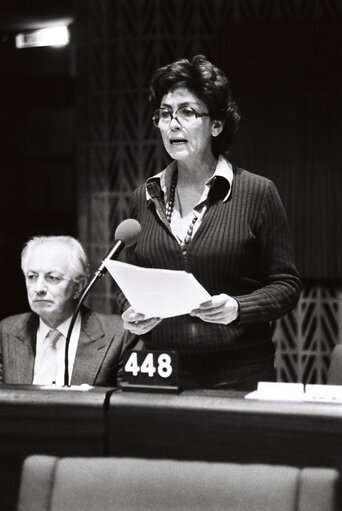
[114,218,141,247]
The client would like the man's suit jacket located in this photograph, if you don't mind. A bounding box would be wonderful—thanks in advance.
[0,308,132,386]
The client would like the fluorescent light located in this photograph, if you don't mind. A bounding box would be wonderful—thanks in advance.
[15,26,69,49]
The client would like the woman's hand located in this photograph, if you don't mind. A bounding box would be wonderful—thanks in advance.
[122,306,162,335]
[190,294,239,325]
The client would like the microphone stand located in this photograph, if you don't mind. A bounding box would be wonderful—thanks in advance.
[63,244,122,387]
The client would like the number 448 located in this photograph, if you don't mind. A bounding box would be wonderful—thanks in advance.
[124,352,173,379]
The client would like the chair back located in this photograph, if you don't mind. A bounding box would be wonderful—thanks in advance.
[17,455,340,511]
[327,345,342,384]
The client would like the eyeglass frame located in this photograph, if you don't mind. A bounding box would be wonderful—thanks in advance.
[152,105,210,128]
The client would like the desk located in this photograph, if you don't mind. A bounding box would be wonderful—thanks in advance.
[3,386,342,511]
[108,389,342,469]
[0,384,115,511]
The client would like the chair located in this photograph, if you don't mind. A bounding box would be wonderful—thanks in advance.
[17,455,340,511]
[327,345,342,384]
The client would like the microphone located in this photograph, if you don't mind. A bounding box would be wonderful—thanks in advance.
[63,218,141,386]
[94,218,141,278]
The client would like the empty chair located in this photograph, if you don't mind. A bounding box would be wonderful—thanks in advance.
[327,345,342,384]
[17,455,340,511]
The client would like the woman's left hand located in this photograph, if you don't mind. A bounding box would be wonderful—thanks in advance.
[189,293,239,325]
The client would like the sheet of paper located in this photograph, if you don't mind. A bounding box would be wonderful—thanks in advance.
[245,382,305,401]
[245,382,342,404]
[104,260,211,318]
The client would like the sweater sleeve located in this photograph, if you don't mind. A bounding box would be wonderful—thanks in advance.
[233,180,302,324]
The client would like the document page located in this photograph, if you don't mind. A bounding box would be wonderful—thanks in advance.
[105,260,211,318]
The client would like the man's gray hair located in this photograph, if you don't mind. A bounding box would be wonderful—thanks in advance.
[21,235,90,283]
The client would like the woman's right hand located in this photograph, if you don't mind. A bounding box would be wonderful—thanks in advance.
[122,306,162,335]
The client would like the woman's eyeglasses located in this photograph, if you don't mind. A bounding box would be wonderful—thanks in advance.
[152,106,209,128]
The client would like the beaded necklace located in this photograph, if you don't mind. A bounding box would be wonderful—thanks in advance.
[165,169,198,253]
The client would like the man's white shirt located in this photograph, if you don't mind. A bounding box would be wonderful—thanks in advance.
[33,313,81,386]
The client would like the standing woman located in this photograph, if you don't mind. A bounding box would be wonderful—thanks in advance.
[118,55,301,390]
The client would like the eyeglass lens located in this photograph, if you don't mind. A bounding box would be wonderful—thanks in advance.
[153,106,198,127]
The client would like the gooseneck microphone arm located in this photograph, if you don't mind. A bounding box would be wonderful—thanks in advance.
[63,269,105,387]
[93,240,124,280]
[63,219,141,387]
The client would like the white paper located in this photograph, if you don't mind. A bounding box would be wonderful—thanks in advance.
[245,382,342,404]
[104,260,211,318]
[245,382,305,401]
[304,384,342,402]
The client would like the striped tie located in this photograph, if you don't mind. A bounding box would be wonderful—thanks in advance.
[33,329,62,385]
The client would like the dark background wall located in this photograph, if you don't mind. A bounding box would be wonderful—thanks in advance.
[221,19,342,280]
[0,1,76,317]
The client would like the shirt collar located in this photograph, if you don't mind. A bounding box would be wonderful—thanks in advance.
[39,313,81,339]
[146,155,233,202]
[38,320,53,340]
[206,155,233,202]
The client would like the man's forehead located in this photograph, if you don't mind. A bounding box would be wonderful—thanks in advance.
[27,242,72,271]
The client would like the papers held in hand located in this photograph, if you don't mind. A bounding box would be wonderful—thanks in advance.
[104,260,211,319]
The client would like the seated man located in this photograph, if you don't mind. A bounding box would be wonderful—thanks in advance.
[0,235,130,386]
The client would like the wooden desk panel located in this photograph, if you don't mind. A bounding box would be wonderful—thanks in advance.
[108,389,342,469]
[0,384,115,457]
[0,384,115,511]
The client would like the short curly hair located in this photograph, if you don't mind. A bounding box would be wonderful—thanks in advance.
[149,55,240,156]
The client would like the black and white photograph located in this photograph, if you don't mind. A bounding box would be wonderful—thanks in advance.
[0,1,342,510]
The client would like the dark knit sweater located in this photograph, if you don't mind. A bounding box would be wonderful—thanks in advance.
[118,165,301,368]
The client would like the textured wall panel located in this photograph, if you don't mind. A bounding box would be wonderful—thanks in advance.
[274,285,342,383]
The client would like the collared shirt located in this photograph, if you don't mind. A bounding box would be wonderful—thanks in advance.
[33,313,81,386]
[146,155,233,244]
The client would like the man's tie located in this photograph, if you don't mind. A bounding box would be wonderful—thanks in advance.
[34,329,62,385]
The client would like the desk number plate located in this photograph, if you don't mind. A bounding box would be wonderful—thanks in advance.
[122,350,178,392]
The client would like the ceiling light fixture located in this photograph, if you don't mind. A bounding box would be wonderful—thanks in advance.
[15,26,69,49]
